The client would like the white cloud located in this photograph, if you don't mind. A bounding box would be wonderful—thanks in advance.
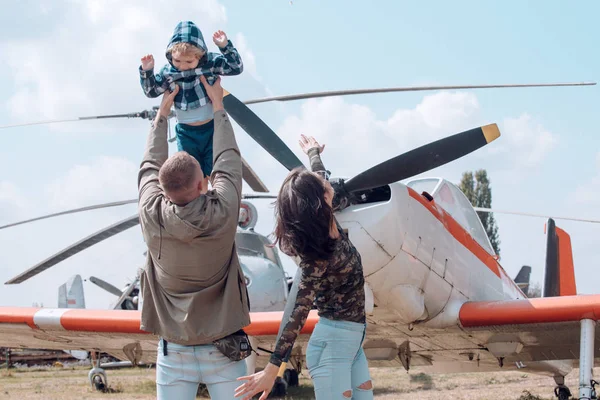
[45,156,138,210]
[500,114,558,167]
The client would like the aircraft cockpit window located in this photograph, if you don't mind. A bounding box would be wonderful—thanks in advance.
[236,231,282,266]
[433,181,495,256]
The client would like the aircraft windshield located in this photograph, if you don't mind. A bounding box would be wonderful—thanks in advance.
[236,230,283,266]
[431,181,495,255]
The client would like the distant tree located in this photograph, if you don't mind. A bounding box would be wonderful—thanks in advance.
[528,282,542,298]
[459,169,501,256]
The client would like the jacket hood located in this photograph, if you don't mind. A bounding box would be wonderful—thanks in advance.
[160,191,222,243]
[165,21,208,64]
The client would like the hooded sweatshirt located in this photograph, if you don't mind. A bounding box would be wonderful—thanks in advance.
[139,21,243,112]
[137,109,250,345]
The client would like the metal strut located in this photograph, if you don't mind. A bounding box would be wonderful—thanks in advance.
[579,319,596,400]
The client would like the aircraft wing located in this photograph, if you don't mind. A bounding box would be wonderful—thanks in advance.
[2,297,600,374]
[0,307,318,366]
[457,294,600,363]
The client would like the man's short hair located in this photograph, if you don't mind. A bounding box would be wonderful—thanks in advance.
[159,152,201,194]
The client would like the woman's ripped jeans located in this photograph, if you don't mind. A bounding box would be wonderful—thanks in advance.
[306,317,373,399]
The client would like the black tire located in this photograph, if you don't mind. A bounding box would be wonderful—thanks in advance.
[269,377,288,398]
[92,375,106,392]
[554,386,571,400]
[197,383,209,397]
[284,369,299,387]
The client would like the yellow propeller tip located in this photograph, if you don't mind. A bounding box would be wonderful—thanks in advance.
[481,123,501,143]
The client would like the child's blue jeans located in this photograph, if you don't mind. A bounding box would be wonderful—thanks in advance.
[175,120,214,177]
[306,317,374,399]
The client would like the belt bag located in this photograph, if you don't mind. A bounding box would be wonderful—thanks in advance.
[213,329,253,361]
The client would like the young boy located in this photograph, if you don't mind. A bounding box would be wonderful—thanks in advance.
[139,20,243,185]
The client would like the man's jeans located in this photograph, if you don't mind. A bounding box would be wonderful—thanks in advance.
[156,338,247,399]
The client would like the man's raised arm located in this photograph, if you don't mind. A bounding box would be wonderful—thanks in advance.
[137,86,180,209]
[201,76,243,212]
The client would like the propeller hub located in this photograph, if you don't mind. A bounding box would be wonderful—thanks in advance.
[330,178,352,212]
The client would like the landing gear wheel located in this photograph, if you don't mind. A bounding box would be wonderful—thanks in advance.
[269,377,288,398]
[196,383,208,397]
[283,369,299,387]
[554,385,572,400]
[88,367,108,392]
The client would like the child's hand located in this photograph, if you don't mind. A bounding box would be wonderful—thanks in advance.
[213,30,228,48]
[141,54,154,71]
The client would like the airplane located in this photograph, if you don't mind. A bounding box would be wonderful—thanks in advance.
[0,81,599,400]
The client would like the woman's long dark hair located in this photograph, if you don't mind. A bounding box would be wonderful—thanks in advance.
[273,168,337,263]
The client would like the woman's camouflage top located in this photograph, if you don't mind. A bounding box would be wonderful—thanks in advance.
[269,149,366,367]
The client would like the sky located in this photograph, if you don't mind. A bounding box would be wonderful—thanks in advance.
[0,0,598,309]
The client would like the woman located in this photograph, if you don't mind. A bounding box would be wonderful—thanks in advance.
[235,135,373,400]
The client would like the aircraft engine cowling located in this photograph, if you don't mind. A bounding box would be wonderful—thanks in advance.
[334,183,408,277]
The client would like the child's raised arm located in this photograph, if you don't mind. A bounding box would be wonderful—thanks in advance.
[209,31,243,76]
[139,54,171,98]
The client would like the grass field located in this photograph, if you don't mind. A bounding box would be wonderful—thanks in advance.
[0,364,595,399]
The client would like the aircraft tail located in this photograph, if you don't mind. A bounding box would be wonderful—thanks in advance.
[58,274,86,308]
[58,275,89,360]
[514,266,532,296]
[543,218,577,297]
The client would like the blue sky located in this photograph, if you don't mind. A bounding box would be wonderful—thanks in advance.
[0,0,598,308]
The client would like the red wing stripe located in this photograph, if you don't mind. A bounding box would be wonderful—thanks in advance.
[0,307,39,329]
[0,307,319,336]
[60,309,146,333]
[407,188,501,278]
[245,310,319,336]
[459,295,600,327]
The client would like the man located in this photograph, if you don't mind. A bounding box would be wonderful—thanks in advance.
[137,75,251,399]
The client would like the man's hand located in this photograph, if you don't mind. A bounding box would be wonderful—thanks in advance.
[299,134,325,154]
[200,75,224,111]
[141,54,154,71]
[213,30,228,48]
[155,85,179,124]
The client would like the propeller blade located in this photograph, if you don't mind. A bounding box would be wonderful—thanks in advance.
[474,207,600,224]
[0,199,138,230]
[241,156,269,192]
[244,82,597,105]
[5,214,140,284]
[89,276,124,297]
[223,91,304,171]
[344,124,501,193]
[112,276,139,310]
[0,111,156,130]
